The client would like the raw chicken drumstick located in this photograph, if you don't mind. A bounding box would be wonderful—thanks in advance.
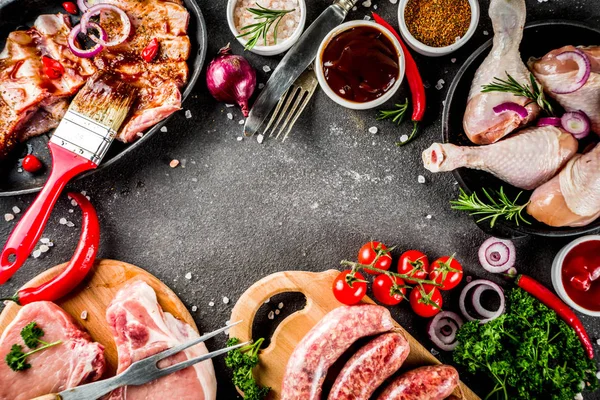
[528,143,600,227]
[422,126,578,190]
[529,45,600,134]
[463,0,540,144]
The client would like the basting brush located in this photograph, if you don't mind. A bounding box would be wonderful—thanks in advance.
[0,71,136,283]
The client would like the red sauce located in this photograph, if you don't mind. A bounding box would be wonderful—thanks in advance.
[321,26,399,103]
[561,240,600,311]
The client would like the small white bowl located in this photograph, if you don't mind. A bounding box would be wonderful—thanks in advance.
[397,0,480,57]
[314,20,406,111]
[551,235,600,317]
[227,0,306,56]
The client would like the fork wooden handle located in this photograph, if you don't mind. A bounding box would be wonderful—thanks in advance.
[30,395,60,400]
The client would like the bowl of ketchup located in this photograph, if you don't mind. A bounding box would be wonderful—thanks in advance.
[551,235,600,317]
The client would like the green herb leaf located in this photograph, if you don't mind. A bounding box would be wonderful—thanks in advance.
[21,322,44,349]
[225,337,270,400]
[450,187,531,227]
[377,99,409,125]
[6,344,31,372]
[237,4,295,51]
[481,72,555,116]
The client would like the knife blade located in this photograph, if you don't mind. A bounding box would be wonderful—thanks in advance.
[243,0,359,137]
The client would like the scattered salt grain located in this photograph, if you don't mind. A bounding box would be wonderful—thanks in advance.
[435,79,445,90]
[256,134,264,144]
[268,311,275,320]
[191,305,198,312]
[363,15,371,20]
[264,298,270,304]
[258,83,265,89]
[17,168,22,173]
[361,0,371,7]
[389,0,397,4]
[423,81,431,89]
[68,209,74,213]
[66,221,75,228]
[41,238,50,244]
[39,245,50,253]
[169,159,180,168]
[47,242,54,247]
[160,126,168,133]
[80,310,88,320]
[185,110,192,119]
[430,348,439,356]
[451,58,457,63]
[32,250,41,258]
[239,119,245,125]
[237,137,243,141]
[223,296,230,304]
[226,104,235,108]
[418,175,426,184]
[466,276,473,283]
[373,4,377,9]
[278,302,284,309]
[263,65,271,73]
[81,191,87,196]
[71,199,78,207]
[426,214,432,219]
[180,159,187,169]
[597,338,600,345]
[399,134,409,143]
[12,206,20,214]
[209,301,215,307]
[352,6,357,10]
[227,113,233,120]
[185,272,192,280]
[59,218,67,225]
[483,30,489,36]
[368,126,378,134]
[4,213,14,222]
[275,309,280,315]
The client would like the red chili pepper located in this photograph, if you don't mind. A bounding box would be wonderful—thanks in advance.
[372,12,426,146]
[41,56,65,79]
[3,193,99,305]
[141,38,159,63]
[62,1,78,14]
[21,154,43,173]
[516,274,594,359]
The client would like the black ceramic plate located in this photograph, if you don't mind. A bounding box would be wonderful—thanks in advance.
[443,21,600,238]
[0,0,207,196]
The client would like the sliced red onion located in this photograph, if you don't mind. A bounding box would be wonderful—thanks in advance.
[427,311,464,351]
[472,284,503,319]
[81,4,131,47]
[68,22,107,58]
[478,237,516,274]
[493,102,528,119]
[552,50,591,94]
[561,111,591,139]
[77,0,90,12]
[537,117,562,127]
[459,280,505,324]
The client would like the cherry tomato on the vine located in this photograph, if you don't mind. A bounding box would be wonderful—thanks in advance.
[398,250,429,284]
[358,241,392,274]
[409,284,443,318]
[22,154,43,173]
[373,274,406,306]
[332,270,367,305]
[429,256,463,291]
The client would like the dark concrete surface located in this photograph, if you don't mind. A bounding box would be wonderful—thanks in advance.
[1,0,600,398]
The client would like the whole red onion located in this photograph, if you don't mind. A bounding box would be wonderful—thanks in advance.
[206,44,256,117]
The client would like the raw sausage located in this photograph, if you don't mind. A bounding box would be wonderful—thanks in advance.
[328,332,410,400]
[377,365,459,400]
[281,304,395,400]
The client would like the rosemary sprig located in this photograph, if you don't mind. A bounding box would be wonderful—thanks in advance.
[450,187,531,228]
[237,4,295,51]
[481,72,555,116]
[377,99,409,124]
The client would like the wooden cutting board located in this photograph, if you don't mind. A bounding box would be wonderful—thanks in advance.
[0,259,196,377]
[229,270,480,400]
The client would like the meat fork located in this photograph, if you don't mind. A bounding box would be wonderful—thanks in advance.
[259,68,319,142]
[33,321,246,400]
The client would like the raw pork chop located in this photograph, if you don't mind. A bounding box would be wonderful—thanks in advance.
[106,280,217,400]
[0,301,105,400]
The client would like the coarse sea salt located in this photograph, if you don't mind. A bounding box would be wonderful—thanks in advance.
[368,126,378,134]
[209,301,215,307]
[185,110,192,119]
[12,206,20,214]
[227,113,233,120]
[160,126,168,133]
[258,83,265,89]
[257,134,264,144]
[185,272,192,280]
[4,213,14,222]
[223,296,230,304]
[263,65,272,73]
[418,175,426,184]
[234,0,301,47]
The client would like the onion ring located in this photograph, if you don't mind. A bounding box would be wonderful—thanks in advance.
[459,280,505,324]
[427,311,464,351]
[552,49,591,94]
[81,4,131,47]
[478,237,516,274]
[68,22,107,59]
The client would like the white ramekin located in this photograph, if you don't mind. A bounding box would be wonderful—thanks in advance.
[551,235,600,317]
[397,0,480,57]
[314,20,406,111]
[227,0,306,56]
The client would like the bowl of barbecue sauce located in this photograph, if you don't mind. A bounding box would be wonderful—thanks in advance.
[315,21,405,110]
[552,235,600,317]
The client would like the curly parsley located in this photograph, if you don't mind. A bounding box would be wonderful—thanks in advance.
[454,288,598,399]
[225,337,270,400]
[5,322,61,372]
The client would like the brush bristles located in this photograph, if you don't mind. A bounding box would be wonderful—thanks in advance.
[70,71,136,131]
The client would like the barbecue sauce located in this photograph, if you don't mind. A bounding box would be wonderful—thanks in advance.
[562,240,600,312]
[321,26,400,103]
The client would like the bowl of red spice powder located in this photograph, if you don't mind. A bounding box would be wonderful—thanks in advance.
[398,0,480,57]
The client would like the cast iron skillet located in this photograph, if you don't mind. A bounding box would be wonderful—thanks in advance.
[443,21,600,238]
[0,0,207,196]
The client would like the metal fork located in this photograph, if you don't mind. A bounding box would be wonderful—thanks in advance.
[261,68,319,142]
[35,321,246,400]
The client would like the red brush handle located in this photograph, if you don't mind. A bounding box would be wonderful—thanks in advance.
[0,143,96,284]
